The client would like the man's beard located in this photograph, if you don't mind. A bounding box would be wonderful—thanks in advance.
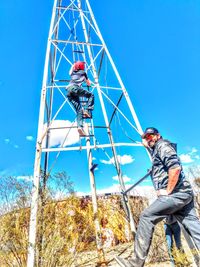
[149,140,156,148]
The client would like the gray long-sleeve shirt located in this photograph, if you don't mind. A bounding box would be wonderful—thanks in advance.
[150,139,192,193]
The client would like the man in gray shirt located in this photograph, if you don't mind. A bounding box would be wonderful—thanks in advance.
[126,127,200,267]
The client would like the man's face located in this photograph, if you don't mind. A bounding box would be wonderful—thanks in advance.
[144,134,160,148]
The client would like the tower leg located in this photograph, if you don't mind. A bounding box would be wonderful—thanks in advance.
[27,143,42,267]
[85,123,106,266]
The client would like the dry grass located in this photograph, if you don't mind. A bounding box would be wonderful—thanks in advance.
[0,194,193,267]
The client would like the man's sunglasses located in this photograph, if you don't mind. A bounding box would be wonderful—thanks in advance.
[144,134,155,140]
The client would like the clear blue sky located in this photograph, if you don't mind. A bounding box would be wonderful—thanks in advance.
[0,0,200,193]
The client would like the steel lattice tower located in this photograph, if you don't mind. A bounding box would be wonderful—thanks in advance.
[27,0,147,266]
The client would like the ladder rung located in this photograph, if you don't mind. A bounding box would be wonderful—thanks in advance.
[79,134,94,137]
[73,50,84,53]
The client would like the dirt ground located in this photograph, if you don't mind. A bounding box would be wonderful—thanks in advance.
[109,262,171,267]
[76,242,171,267]
[145,263,171,267]
[78,237,197,267]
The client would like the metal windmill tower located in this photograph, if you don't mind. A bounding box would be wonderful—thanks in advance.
[27,0,146,266]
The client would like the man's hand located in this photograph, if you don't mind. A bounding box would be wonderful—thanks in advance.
[167,167,181,194]
[86,79,91,86]
[157,189,168,196]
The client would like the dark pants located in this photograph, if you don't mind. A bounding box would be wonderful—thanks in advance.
[164,222,182,266]
[67,85,94,127]
[131,192,200,267]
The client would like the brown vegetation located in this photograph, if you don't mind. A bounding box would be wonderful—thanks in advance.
[1,167,200,266]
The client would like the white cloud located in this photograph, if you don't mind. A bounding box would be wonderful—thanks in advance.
[26,136,34,141]
[4,138,10,144]
[180,154,194,164]
[189,147,198,154]
[112,175,131,183]
[4,139,19,149]
[100,159,113,165]
[42,120,79,148]
[189,147,200,160]
[180,147,200,164]
[100,154,134,165]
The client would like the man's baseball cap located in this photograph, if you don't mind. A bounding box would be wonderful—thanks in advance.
[141,127,159,138]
